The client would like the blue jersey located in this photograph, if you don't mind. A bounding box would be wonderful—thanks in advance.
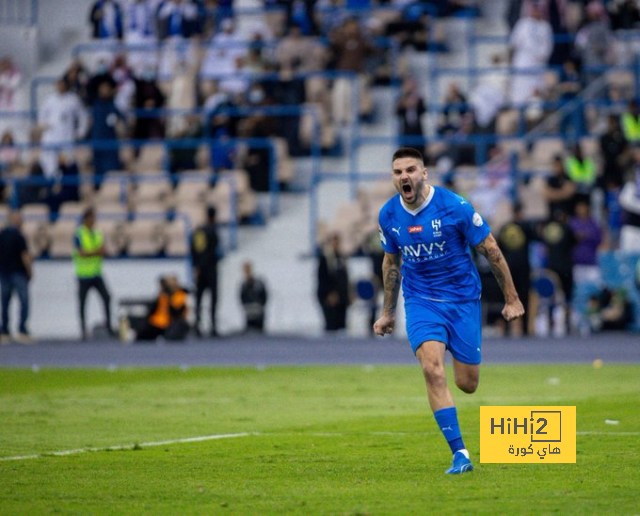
[378,186,490,302]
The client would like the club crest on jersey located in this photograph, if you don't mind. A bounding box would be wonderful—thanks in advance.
[431,219,442,237]
[408,225,423,234]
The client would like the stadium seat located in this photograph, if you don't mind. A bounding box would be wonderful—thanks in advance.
[273,137,296,185]
[126,216,167,256]
[527,138,566,171]
[174,172,211,204]
[131,175,174,207]
[49,218,77,258]
[0,204,9,223]
[134,143,165,174]
[606,69,635,99]
[217,170,259,221]
[74,145,94,174]
[96,203,129,256]
[118,145,136,170]
[207,181,233,224]
[48,202,87,257]
[20,204,50,257]
[174,201,207,230]
[96,172,131,205]
[165,217,190,257]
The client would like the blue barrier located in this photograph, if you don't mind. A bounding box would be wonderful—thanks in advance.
[598,251,640,331]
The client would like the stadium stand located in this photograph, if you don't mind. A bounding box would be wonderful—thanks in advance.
[1,0,640,338]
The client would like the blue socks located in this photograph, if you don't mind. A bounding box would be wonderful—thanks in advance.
[434,407,465,454]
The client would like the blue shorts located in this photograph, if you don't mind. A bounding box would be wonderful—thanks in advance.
[405,297,482,365]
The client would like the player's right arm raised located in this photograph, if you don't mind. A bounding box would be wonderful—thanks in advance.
[373,252,401,336]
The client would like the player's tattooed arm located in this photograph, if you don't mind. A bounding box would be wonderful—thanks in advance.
[475,234,518,303]
[382,252,401,315]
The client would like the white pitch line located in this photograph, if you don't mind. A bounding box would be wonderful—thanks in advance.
[2,430,638,462]
[0,432,255,462]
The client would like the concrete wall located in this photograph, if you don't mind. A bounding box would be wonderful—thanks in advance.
[17,255,405,341]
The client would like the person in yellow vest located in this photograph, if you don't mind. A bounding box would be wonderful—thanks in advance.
[73,207,113,340]
[136,275,189,341]
[622,99,640,143]
[564,143,596,207]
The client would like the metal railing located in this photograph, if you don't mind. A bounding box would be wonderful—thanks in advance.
[0,0,37,26]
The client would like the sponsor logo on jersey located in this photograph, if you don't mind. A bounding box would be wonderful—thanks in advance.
[408,225,423,234]
[401,241,447,261]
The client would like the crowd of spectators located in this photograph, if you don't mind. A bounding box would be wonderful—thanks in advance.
[1,0,639,337]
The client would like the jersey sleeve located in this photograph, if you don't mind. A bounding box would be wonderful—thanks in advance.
[378,209,398,254]
[456,198,491,247]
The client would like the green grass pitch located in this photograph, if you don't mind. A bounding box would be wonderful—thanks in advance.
[1,364,639,514]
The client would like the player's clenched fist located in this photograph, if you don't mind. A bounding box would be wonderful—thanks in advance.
[374,314,396,336]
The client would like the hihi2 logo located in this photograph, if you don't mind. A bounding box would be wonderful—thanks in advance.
[480,406,576,463]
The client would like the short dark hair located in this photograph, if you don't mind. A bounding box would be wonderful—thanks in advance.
[392,147,424,164]
[82,207,95,221]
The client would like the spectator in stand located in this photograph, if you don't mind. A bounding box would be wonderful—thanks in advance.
[0,131,18,206]
[509,3,553,106]
[437,82,469,136]
[274,23,323,74]
[91,81,125,177]
[240,261,268,333]
[132,65,166,140]
[329,17,375,125]
[608,0,640,30]
[86,57,117,107]
[90,0,124,40]
[556,59,584,139]
[317,233,350,332]
[201,18,248,99]
[621,99,640,144]
[274,0,318,36]
[46,152,81,215]
[0,131,20,175]
[122,0,159,77]
[396,76,426,152]
[619,151,640,251]
[496,202,536,336]
[587,287,634,332]
[539,209,577,334]
[63,60,90,106]
[603,179,623,249]
[575,1,614,84]
[112,56,137,114]
[569,199,603,284]
[544,154,577,217]
[0,211,33,344]
[37,78,89,179]
[168,114,203,173]
[600,114,629,189]
[0,57,22,116]
[564,142,597,207]
[157,0,200,79]
[384,5,432,51]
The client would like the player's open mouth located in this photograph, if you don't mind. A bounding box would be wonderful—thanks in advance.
[402,184,413,195]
